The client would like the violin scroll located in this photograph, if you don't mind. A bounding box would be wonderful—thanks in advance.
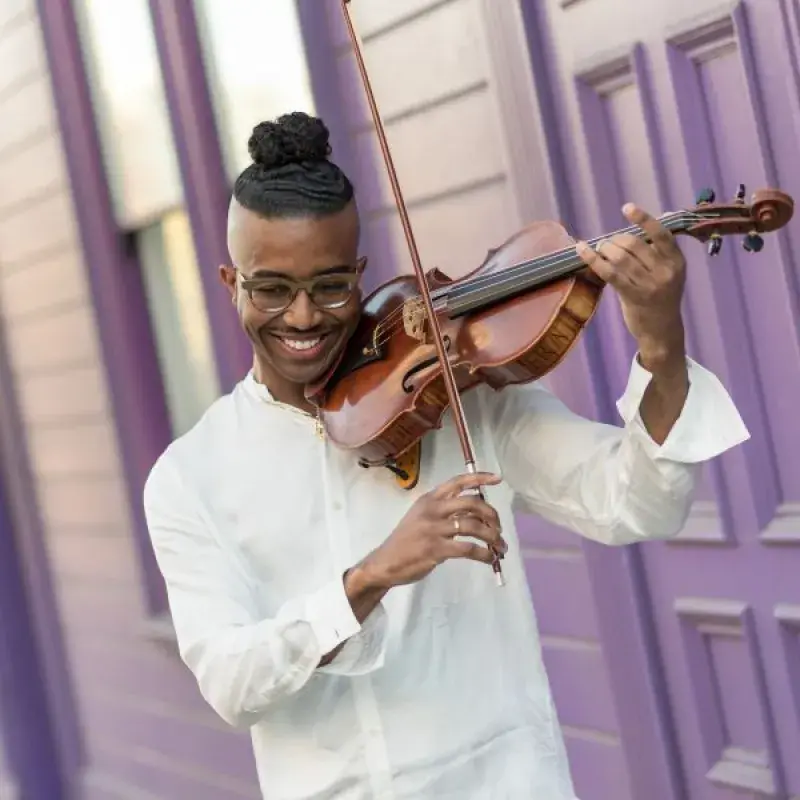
[679,184,794,257]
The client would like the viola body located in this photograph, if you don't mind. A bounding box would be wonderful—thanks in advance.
[326,0,794,480]
[316,220,603,463]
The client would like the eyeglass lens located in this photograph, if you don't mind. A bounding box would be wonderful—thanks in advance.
[250,275,356,312]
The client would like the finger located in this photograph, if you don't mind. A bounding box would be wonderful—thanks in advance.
[621,203,676,257]
[443,540,496,566]
[429,472,501,500]
[576,240,624,288]
[440,516,508,552]
[610,233,657,271]
[437,496,502,530]
[595,240,650,289]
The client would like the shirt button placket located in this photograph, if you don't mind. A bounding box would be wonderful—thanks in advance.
[352,676,395,799]
[326,451,395,797]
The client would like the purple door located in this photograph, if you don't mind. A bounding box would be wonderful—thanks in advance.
[519,0,800,797]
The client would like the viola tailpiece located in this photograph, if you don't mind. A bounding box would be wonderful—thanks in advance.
[310,183,793,468]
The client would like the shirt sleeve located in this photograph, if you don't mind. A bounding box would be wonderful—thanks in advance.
[142,455,388,729]
[487,354,750,546]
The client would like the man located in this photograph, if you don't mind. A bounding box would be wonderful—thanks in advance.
[144,112,749,799]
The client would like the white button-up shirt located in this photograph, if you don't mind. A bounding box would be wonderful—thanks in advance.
[144,356,749,799]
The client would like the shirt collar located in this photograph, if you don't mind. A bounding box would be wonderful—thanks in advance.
[242,369,275,403]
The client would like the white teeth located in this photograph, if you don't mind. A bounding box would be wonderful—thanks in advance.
[283,338,322,351]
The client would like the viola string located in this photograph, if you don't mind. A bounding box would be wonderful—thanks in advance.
[433,213,698,304]
[368,212,704,346]
[369,213,689,341]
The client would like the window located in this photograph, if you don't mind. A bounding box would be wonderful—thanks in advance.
[194,0,317,181]
[137,210,220,437]
[73,0,183,227]
[74,0,221,436]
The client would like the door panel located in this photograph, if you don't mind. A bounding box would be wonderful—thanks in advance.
[534,0,800,797]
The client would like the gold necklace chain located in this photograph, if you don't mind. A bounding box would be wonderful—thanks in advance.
[249,371,325,439]
[259,395,325,440]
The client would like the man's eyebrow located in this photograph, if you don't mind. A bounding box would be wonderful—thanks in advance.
[248,265,355,279]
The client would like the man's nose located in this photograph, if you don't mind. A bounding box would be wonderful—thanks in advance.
[282,289,322,330]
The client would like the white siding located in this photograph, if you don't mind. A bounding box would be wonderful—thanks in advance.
[328,0,521,280]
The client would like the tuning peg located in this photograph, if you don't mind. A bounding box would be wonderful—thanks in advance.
[742,232,764,252]
[696,188,716,204]
[735,184,746,203]
[707,233,723,256]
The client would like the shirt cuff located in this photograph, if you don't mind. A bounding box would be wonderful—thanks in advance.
[305,576,363,656]
[616,354,750,463]
[317,602,389,676]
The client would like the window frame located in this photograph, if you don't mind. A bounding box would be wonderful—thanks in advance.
[37,0,175,615]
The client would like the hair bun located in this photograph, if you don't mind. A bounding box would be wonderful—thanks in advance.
[248,112,332,170]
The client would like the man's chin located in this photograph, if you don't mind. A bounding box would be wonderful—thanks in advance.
[265,340,345,387]
[282,362,333,390]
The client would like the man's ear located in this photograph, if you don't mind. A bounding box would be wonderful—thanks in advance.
[219,264,236,303]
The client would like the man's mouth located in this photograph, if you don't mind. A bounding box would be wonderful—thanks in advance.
[271,333,331,360]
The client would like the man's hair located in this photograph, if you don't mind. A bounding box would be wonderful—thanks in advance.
[233,112,355,218]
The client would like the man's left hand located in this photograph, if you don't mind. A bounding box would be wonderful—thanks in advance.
[576,203,687,371]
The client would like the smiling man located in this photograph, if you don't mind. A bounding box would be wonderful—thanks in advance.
[143,112,750,799]
[224,170,364,407]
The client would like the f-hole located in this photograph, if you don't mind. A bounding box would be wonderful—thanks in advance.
[402,335,451,394]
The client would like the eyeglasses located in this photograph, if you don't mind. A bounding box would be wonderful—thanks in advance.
[238,257,366,314]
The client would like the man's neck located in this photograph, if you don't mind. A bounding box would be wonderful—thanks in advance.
[253,359,313,414]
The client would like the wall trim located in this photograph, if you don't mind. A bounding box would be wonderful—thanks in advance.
[478,3,687,799]
[0,316,81,797]
[477,0,575,229]
[34,0,172,615]
[297,0,401,292]
[147,0,252,392]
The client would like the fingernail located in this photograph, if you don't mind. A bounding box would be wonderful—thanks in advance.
[622,203,635,214]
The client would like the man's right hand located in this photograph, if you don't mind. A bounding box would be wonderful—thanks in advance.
[327,473,506,666]
[353,472,508,592]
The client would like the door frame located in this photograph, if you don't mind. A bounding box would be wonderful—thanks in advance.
[476,2,685,798]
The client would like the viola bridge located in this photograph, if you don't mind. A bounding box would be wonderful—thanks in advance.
[402,298,427,342]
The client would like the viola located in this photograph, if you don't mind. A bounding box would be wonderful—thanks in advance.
[311,186,793,465]
[310,1,794,586]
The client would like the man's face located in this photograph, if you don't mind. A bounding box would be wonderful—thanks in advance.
[220,199,363,390]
